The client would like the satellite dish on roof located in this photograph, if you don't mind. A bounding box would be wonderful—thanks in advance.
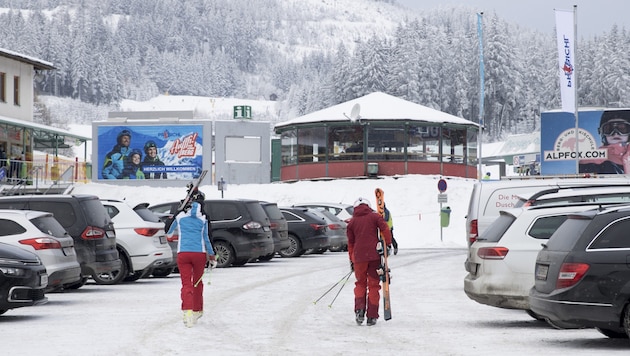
[349,103,361,122]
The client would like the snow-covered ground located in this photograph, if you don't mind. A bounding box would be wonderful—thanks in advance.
[3,175,629,355]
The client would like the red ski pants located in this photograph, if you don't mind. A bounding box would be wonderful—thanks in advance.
[353,259,381,319]
[177,252,207,311]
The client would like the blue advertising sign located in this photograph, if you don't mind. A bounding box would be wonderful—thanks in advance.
[97,125,203,180]
[540,109,630,175]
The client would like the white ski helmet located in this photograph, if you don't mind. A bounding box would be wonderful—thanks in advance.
[353,197,371,208]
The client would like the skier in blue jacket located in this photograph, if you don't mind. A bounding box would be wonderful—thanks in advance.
[166,191,216,327]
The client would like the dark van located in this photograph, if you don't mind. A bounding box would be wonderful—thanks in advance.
[0,195,121,286]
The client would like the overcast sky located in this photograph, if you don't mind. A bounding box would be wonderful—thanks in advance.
[397,0,627,38]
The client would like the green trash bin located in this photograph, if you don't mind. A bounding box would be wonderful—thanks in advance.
[440,206,451,227]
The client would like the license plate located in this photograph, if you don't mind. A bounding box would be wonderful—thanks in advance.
[40,273,48,287]
[159,235,167,244]
[263,226,270,231]
[535,264,549,281]
[106,231,116,238]
[63,247,75,256]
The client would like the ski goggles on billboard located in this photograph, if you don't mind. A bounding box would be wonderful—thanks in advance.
[601,121,630,136]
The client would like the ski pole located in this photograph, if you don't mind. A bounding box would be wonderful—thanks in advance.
[328,270,353,308]
[194,267,210,287]
[313,270,353,305]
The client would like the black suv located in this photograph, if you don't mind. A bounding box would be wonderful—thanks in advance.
[259,202,290,261]
[149,199,274,268]
[530,204,630,338]
[278,207,330,257]
[0,195,121,287]
[0,242,48,315]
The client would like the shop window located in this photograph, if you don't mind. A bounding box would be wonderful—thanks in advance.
[281,129,297,166]
[297,127,326,163]
[328,126,364,161]
[366,126,405,161]
[13,76,19,106]
[407,125,440,161]
[0,72,5,102]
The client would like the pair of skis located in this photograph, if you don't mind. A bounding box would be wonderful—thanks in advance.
[375,188,392,321]
[176,170,209,212]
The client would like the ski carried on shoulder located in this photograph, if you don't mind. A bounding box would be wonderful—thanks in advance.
[375,187,392,321]
[176,170,208,212]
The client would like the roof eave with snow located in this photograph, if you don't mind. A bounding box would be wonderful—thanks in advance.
[274,92,478,130]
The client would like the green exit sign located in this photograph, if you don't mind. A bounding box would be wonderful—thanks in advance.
[233,105,252,119]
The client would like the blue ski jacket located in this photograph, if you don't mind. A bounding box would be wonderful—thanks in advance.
[167,202,214,255]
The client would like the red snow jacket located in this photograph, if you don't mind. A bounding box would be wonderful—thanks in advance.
[347,204,392,263]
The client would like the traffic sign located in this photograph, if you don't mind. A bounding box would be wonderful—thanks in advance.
[437,179,447,193]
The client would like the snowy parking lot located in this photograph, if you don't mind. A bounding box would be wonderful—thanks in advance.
[2,248,629,355]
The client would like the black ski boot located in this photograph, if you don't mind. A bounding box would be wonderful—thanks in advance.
[367,318,377,326]
[355,309,365,325]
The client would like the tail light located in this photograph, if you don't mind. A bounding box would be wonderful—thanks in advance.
[310,224,327,231]
[556,263,589,289]
[19,237,62,250]
[270,222,279,230]
[167,235,179,243]
[328,223,342,230]
[477,246,509,260]
[243,221,263,230]
[134,228,160,237]
[468,219,478,245]
[81,226,106,240]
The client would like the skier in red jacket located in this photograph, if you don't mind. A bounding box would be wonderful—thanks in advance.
[347,197,392,326]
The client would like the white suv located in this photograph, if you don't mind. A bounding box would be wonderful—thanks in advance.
[463,202,621,319]
[101,199,173,282]
[0,209,81,291]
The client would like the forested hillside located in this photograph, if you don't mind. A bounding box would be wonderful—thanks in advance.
[0,0,628,142]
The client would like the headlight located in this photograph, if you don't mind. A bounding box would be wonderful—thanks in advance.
[0,266,26,276]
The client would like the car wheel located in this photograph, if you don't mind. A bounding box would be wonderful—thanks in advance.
[213,241,234,268]
[151,267,174,278]
[623,305,630,338]
[92,259,127,285]
[279,234,302,258]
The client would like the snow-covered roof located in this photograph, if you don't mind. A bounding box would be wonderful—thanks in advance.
[274,92,478,129]
[0,47,55,70]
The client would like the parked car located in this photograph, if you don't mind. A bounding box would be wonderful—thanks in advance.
[0,242,48,315]
[293,203,354,223]
[464,202,617,319]
[464,178,630,248]
[0,209,81,292]
[148,199,274,268]
[100,200,173,282]
[0,195,122,287]
[529,203,630,337]
[259,202,290,261]
[307,208,347,253]
[278,207,330,257]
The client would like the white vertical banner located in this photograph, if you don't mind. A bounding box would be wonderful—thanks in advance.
[555,9,576,113]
